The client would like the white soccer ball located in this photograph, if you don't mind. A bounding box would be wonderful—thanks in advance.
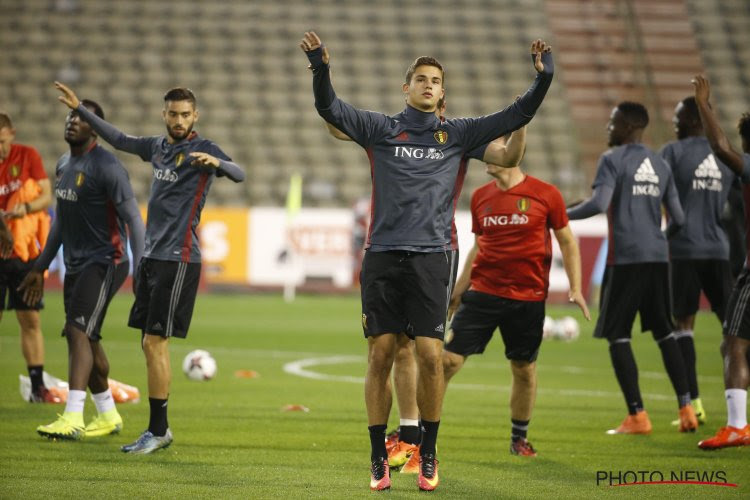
[542,315,557,340]
[556,316,580,341]
[182,350,217,381]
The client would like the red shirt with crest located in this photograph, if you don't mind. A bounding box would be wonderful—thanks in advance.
[470,175,568,301]
[0,143,46,211]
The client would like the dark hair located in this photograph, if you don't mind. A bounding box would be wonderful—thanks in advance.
[81,99,105,120]
[0,113,12,129]
[616,101,649,129]
[738,113,750,144]
[679,96,700,123]
[163,87,197,106]
[405,56,444,85]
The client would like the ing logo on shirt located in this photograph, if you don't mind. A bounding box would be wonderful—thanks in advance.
[175,152,185,168]
[434,130,448,144]
[517,198,530,212]
[75,172,85,187]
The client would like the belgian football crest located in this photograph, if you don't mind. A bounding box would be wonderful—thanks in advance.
[434,130,448,144]
[175,152,185,167]
[10,164,20,177]
[75,172,85,187]
[517,198,530,212]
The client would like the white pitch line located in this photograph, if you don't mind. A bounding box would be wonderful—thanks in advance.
[282,355,675,401]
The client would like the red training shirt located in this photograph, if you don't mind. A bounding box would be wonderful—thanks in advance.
[470,175,568,301]
[0,143,47,211]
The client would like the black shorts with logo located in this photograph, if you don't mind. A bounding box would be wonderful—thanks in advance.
[360,249,458,340]
[671,259,731,321]
[64,261,129,340]
[723,268,750,341]
[0,257,43,311]
[594,263,673,341]
[128,258,201,339]
[446,290,545,362]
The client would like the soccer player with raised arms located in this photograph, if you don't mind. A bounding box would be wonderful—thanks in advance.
[567,101,697,434]
[692,75,750,450]
[659,96,736,427]
[20,99,145,440]
[54,81,245,454]
[301,31,554,491]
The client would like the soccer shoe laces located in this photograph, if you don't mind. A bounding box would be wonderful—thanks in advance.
[371,458,388,481]
[420,454,438,479]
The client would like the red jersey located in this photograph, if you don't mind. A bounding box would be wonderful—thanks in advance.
[0,143,46,211]
[1,143,49,260]
[469,175,568,301]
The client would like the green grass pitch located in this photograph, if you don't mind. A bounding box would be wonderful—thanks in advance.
[1,292,748,498]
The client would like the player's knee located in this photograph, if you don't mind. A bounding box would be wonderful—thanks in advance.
[511,360,535,383]
[442,351,464,374]
[17,310,41,334]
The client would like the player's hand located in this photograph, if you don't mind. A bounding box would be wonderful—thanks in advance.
[18,270,44,307]
[569,289,591,321]
[9,203,29,218]
[300,31,329,64]
[0,225,13,258]
[189,152,221,168]
[447,293,462,321]
[692,75,710,105]
[54,81,81,109]
[531,39,552,73]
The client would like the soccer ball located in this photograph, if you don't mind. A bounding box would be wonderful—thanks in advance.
[542,315,557,340]
[556,316,580,341]
[182,350,217,381]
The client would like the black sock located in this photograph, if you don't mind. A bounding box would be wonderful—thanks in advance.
[609,341,643,415]
[420,420,440,456]
[28,365,44,392]
[656,336,690,408]
[676,335,698,399]
[368,424,387,462]
[148,397,169,436]
[400,424,420,445]
[511,418,530,442]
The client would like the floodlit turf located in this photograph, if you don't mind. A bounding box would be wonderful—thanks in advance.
[1,291,748,498]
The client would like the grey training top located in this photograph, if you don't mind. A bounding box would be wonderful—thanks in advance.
[591,143,681,265]
[660,136,735,260]
[53,143,135,273]
[306,47,553,251]
[75,104,245,263]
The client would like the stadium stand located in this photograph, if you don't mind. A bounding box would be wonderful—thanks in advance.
[2,0,748,207]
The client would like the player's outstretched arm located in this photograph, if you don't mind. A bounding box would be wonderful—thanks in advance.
[554,225,590,320]
[482,125,526,167]
[189,152,245,182]
[692,75,745,175]
[54,81,152,158]
[460,41,553,151]
[448,236,479,321]
[566,184,613,220]
[18,212,63,305]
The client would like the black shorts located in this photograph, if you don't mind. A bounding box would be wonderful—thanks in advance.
[723,268,750,341]
[594,263,674,340]
[0,257,43,311]
[128,258,201,339]
[360,250,457,340]
[63,261,129,340]
[671,259,731,320]
[446,290,545,362]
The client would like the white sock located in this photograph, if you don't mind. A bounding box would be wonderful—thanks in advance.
[65,389,87,414]
[726,389,747,428]
[92,389,116,414]
[400,418,419,428]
